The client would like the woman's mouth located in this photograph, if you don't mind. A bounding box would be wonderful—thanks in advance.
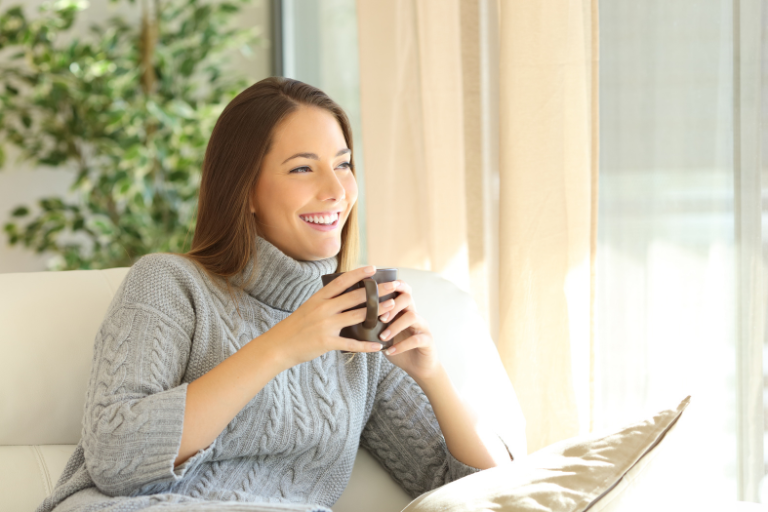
[299,211,341,232]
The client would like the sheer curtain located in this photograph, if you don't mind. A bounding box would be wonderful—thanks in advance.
[342,0,764,501]
[597,0,765,502]
[355,0,598,454]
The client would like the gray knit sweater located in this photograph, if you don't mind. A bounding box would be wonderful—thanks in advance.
[36,236,484,512]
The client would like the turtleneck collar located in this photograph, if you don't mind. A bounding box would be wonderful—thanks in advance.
[235,235,339,312]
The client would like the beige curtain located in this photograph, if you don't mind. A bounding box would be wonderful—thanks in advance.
[356,0,599,453]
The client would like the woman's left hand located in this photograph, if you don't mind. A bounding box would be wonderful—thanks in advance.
[377,280,441,381]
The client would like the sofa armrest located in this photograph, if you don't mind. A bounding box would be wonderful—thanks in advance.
[0,445,76,512]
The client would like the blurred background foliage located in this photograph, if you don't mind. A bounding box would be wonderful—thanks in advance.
[0,0,259,269]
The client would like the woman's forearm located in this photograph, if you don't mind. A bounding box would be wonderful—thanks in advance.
[175,331,287,467]
[413,364,512,470]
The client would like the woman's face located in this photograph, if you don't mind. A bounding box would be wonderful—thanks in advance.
[251,105,358,261]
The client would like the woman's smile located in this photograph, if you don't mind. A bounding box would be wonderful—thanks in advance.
[299,210,342,231]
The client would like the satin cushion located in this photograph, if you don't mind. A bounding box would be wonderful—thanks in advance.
[402,396,694,512]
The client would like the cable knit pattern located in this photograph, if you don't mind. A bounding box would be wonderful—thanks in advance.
[35,235,485,512]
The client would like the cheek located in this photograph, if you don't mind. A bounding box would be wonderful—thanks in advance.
[255,180,306,220]
[344,174,359,202]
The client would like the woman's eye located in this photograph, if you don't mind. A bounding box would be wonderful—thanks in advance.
[289,162,351,174]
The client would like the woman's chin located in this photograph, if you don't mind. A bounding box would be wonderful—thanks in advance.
[309,238,341,260]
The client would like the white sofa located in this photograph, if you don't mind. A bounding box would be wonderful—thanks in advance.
[0,266,527,512]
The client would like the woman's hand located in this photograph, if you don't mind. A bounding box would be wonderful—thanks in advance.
[376,279,441,382]
[264,265,400,370]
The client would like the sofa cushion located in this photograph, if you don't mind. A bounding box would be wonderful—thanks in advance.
[400,396,692,512]
[0,445,76,512]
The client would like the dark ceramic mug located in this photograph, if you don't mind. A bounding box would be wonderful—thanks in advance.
[321,268,402,351]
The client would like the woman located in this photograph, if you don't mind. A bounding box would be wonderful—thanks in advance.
[37,77,512,512]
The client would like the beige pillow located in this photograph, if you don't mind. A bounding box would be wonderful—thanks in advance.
[402,396,694,512]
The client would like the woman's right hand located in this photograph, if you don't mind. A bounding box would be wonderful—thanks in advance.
[263,265,399,370]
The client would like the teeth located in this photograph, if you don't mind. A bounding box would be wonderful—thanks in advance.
[301,212,338,225]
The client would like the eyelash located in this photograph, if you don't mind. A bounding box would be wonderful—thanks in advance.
[290,162,352,174]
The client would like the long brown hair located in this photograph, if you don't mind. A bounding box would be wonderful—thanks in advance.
[179,77,361,306]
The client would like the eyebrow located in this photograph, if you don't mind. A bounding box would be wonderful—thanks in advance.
[281,148,351,164]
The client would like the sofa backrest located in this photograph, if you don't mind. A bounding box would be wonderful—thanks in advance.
[1,268,130,445]
[0,266,526,458]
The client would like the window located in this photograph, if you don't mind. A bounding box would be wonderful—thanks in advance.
[597,0,766,501]
[278,0,368,264]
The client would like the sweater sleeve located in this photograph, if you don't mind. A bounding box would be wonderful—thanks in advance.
[359,355,484,499]
[80,256,215,497]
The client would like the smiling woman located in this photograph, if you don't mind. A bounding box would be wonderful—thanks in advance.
[33,76,512,512]
[183,77,362,301]
[250,104,358,263]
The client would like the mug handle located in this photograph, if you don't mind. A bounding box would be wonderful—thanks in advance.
[361,277,379,329]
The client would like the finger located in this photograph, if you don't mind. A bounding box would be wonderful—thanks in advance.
[378,309,418,343]
[385,331,430,356]
[336,305,378,328]
[382,308,407,327]
[321,265,377,299]
[394,280,414,304]
[379,280,414,322]
[379,290,411,323]
[377,280,400,298]
[384,332,429,356]
[333,287,368,312]
[333,288,397,315]
[331,336,384,353]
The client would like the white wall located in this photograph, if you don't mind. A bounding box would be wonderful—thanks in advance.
[0,0,273,274]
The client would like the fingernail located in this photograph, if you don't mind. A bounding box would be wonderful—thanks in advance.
[385,347,395,355]
[379,330,390,340]
[365,265,376,274]
[380,312,390,322]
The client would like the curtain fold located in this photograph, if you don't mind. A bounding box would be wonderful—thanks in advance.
[356,0,470,291]
[495,0,599,450]
[356,0,599,453]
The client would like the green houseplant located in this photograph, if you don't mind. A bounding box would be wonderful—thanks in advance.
[0,0,260,269]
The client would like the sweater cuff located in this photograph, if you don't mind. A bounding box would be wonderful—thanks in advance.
[173,438,217,479]
[445,430,517,482]
[87,382,212,494]
[124,382,204,485]
[168,383,215,480]
[133,382,215,483]
[445,447,484,481]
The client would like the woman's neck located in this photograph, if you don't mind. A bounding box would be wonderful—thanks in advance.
[237,235,338,312]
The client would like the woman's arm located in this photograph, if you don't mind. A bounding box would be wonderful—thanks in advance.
[174,332,287,467]
[176,265,393,467]
[84,259,385,496]
[371,277,512,471]
[412,364,512,470]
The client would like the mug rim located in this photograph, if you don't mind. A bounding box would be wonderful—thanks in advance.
[322,267,397,278]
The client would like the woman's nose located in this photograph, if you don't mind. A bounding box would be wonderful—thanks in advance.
[319,166,346,201]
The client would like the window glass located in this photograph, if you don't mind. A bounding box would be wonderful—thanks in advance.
[281,0,368,264]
